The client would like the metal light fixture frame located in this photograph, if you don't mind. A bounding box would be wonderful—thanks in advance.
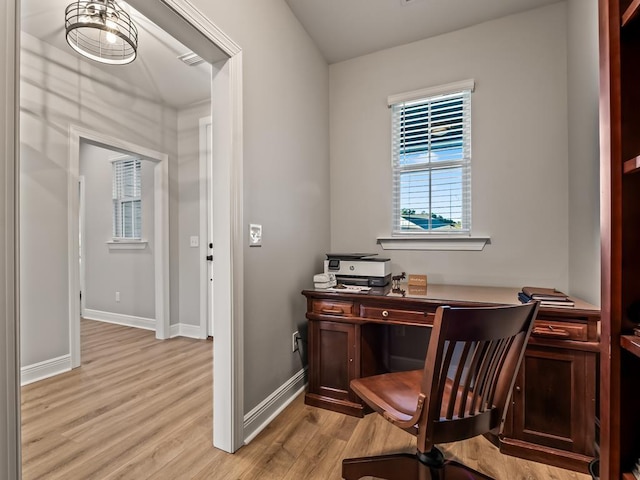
[65,0,138,65]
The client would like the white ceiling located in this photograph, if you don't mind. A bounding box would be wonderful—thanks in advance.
[284,0,562,64]
[20,0,214,109]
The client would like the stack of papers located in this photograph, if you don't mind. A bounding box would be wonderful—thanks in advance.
[518,286,575,308]
[326,285,371,293]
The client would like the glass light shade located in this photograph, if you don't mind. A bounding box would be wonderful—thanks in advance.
[65,0,138,65]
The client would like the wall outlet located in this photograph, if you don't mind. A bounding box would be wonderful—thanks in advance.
[292,331,299,352]
[115,291,121,302]
[190,236,199,248]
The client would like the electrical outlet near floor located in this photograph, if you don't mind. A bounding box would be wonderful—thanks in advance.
[292,331,299,352]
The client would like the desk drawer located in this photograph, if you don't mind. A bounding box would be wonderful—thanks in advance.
[361,306,432,324]
[531,319,587,341]
[312,300,355,317]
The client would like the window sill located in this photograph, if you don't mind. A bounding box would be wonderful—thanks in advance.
[377,235,490,251]
[107,240,148,250]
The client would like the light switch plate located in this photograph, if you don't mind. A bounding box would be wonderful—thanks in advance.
[249,224,262,247]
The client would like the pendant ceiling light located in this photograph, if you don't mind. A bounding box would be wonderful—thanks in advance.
[65,0,138,65]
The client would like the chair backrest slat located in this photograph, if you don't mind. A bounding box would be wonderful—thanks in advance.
[417,302,538,452]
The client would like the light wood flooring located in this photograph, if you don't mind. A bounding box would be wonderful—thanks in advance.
[21,319,592,479]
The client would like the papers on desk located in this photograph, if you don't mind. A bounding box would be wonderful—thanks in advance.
[325,285,371,293]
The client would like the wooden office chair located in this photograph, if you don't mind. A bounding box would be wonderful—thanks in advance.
[342,302,539,480]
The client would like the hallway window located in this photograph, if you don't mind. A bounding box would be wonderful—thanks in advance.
[112,157,142,239]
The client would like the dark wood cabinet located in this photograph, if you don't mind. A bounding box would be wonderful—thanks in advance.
[306,319,361,416]
[501,345,597,472]
[599,0,640,478]
[303,286,599,473]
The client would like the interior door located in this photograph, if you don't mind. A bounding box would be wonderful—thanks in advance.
[205,120,214,337]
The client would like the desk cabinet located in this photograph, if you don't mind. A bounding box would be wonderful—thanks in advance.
[501,344,597,472]
[302,287,599,473]
[307,320,360,415]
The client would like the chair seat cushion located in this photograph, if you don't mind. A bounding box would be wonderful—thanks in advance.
[351,370,490,429]
[351,370,423,423]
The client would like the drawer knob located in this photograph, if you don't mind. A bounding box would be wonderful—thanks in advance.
[515,386,521,392]
[382,310,389,318]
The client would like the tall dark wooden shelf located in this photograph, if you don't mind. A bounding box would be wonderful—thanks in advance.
[622,0,640,27]
[623,156,640,174]
[599,0,640,478]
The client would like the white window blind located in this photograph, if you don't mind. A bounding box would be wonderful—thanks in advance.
[112,157,142,239]
[390,83,472,235]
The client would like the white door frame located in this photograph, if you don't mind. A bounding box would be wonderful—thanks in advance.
[199,116,213,339]
[69,127,171,360]
[128,0,245,453]
[78,175,85,317]
[1,1,20,478]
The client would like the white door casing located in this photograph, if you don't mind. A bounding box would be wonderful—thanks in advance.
[127,0,245,453]
[69,126,171,357]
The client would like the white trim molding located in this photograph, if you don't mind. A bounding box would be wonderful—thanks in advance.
[211,51,245,453]
[21,355,72,386]
[1,0,21,477]
[170,323,205,339]
[106,240,148,250]
[159,0,241,56]
[377,235,491,251]
[68,125,171,370]
[83,310,156,331]
[243,368,308,444]
[387,79,476,106]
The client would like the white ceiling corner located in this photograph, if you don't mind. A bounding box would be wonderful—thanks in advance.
[284,0,563,64]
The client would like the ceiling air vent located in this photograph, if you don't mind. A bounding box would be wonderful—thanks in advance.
[177,52,205,67]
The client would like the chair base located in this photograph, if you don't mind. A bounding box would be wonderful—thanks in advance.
[342,451,494,480]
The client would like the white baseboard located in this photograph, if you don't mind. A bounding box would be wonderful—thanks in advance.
[21,354,72,386]
[83,309,155,331]
[170,323,205,339]
[243,367,308,444]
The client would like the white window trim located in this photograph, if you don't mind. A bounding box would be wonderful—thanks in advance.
[377,235,490,251]
[385,79,490,250]
[106,239,148,250]
[387,79,476,107]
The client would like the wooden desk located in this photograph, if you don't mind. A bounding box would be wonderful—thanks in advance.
[302,284,600,473]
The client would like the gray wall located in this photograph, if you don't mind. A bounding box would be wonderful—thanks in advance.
[329,3,599,298]
[177,102,211,327]
[19,31,178,366]
[567,0,600,306]
[1,0,20,477]
[80,143,156,319]
[190,0,331,412]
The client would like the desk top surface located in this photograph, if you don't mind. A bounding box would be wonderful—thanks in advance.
[303,283,600,314]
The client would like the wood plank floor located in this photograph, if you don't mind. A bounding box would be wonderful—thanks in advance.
[21,319,592,479]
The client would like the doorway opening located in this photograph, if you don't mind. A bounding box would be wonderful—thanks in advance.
[18,0,244,457]
[71,130,170,362]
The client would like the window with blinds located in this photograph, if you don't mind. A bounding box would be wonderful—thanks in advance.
[112,157,142,239]
[390,82,472,235]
